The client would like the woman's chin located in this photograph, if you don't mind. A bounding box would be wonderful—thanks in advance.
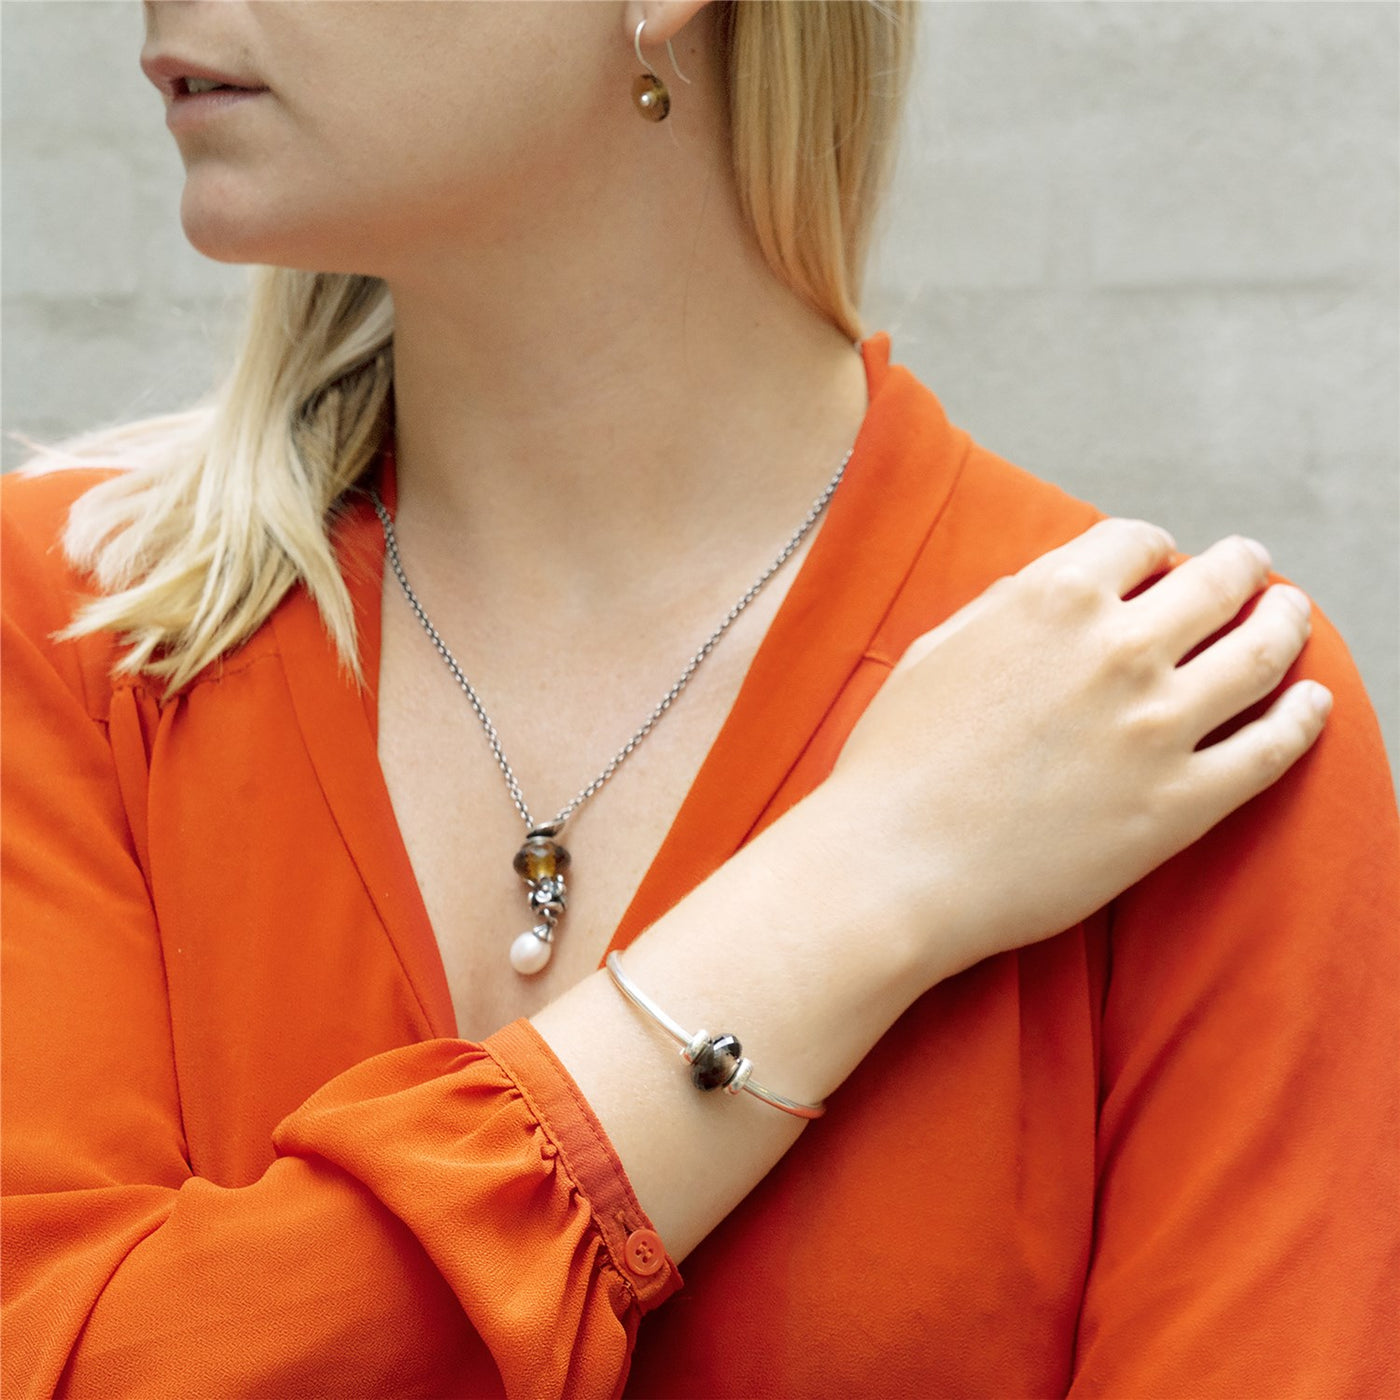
[178,192,374,276]
[178,185,274,266]
[177,184,317,269]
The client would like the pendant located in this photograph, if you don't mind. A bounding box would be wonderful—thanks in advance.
[509,826,570,976]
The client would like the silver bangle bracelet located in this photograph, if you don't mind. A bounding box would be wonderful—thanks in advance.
[604,951,827,1120]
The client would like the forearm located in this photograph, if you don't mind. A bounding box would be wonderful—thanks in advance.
[531,781,924,1262]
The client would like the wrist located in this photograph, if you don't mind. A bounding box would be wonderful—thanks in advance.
[615,782,929,1106]
[753,779,940,1014]
[531,774,947,1259]
[799,771,982,995]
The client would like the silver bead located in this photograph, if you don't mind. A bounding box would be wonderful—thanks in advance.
[724,1058,755,1096]
[528,877,567,918]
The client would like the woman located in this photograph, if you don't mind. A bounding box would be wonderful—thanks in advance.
[3,2,1394,1396]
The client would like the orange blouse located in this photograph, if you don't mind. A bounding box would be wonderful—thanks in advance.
[4,338,1396,1398]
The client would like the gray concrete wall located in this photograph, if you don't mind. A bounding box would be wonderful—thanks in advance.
[4,1,1396,776]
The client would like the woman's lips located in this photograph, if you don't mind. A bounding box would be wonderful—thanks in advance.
[139,52,270,112]
[165,85,269,132]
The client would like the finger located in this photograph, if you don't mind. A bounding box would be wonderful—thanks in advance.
[1127,534,1272,661]
[1174,583,1313,737]
[899,518,1176,676]
[1191,677,1331,810]
[1022,517,1177,602]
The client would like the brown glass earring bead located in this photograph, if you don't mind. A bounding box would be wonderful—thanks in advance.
[632,72,670,122]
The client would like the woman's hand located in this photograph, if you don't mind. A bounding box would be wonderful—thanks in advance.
[823,518,1328,986]
[541,518,1326,1260]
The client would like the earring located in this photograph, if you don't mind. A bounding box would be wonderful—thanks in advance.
[631,19,691,123]
[632,19,670,121]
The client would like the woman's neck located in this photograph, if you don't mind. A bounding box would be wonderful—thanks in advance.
[384,255,866,606]
[375,21,867,609]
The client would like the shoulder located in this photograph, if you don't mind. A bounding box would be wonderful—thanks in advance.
[865,348,1389,752]
[2,462,123,581]
[872,339,1102,558]
[2,467,130,719]
[859,344,1105,656]
[2,461,119,541]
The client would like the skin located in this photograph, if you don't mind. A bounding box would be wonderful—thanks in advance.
[143,0,869,1036]
[140,1,1327,1260]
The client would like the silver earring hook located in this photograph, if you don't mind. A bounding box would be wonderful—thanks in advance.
[634,18,693,86]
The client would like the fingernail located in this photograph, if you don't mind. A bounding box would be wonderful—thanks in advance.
[1302,681,1333,718]
[1276,585,1311,620]
[1243,537,1272,571]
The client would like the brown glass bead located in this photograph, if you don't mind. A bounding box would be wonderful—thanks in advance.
[513,836,571,883]
[632,73,670,122]
[689,1034,742,1092]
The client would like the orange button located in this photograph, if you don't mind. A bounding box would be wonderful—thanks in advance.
[623,1228,665,1277]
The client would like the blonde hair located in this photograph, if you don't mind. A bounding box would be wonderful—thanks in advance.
[42,0,914,690]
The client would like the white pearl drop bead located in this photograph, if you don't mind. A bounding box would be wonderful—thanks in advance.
[510,929,553,976]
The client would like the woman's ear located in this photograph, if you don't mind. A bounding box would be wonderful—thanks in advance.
[622,0,713,50]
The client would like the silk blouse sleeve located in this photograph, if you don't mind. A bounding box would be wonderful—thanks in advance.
[1066,604,1399,1394]
[1,473,679,1399]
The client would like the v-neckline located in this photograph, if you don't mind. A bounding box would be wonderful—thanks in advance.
[272,335,961,1040]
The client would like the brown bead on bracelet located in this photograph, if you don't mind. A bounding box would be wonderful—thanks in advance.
[604,952,827,1120]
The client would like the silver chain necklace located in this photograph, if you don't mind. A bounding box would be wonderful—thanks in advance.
[370,445,852,976]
